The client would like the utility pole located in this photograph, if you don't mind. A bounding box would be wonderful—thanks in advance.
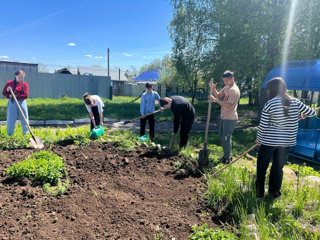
[107,48,110,77]
[118,68,120,96]
[108,48,112,100]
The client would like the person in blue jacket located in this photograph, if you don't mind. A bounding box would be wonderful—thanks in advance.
[140,82,160,140]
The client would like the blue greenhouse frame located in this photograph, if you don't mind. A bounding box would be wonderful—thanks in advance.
[261,60,320,163]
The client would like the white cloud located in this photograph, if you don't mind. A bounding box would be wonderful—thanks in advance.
[123,53,132,57]
[143,56,146,59]
[68,43,76,46]
[85,54,93,57]
[0,55,9,59]
[32,57,36,59]
[94,56,103,59]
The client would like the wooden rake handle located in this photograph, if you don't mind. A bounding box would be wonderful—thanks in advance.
[211,144,258,177]
[204,78,214,146]
[130,109,162,122]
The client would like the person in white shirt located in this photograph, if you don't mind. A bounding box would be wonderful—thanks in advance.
[83,93,104,130]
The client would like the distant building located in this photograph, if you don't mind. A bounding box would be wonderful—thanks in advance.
[77,66,128,96]
[77,66,128,81]
[0,60,38,72]
[54,68,78,74]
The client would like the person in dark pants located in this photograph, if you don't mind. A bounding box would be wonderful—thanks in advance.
[255,77,315,200]
[160,96,195,148]
[140,82,160,140]
[83,93,104,130]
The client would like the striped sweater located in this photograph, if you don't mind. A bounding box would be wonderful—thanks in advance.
[256,97,316,146]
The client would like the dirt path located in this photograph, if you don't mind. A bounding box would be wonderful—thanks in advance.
[106,111,258,133]
[0,142,218,239]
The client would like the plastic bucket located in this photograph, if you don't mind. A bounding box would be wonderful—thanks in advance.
[138,135,149,142]
[89,125,104,139]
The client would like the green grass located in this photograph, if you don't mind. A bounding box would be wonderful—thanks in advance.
[0,96,256,121]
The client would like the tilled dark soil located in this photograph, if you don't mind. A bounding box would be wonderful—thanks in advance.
[0,141,218,239]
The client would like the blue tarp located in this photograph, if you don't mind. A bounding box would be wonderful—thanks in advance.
[134,70,161,81]
[261,60,320,91]
[263,60,320,162]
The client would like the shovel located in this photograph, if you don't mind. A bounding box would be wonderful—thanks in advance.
[9,89,44,149]
[162,133,175,156]
[198,78,214,166]
[112,109,162,128]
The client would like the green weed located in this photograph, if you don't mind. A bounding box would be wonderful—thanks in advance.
[43,179,70,196]
[188,223,236,239]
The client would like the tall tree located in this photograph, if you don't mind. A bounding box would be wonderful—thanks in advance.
[168,0,215,104]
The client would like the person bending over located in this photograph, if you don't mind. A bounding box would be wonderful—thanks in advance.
[83,93,104,130]
[160,96,195,148]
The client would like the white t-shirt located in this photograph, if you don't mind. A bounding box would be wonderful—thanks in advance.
[85,95,104,113]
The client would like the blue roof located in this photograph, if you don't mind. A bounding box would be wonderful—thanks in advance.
[262,60,320,91]
[134,70,161,81]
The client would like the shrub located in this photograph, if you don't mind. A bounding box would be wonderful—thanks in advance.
[6,151,65,184]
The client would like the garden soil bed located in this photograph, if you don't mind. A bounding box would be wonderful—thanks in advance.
[0,141,218,239]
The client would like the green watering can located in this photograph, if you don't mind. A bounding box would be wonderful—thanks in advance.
[89,125,104,139]
[138,135,149,142]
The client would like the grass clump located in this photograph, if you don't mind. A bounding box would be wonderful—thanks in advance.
[188,223,236,239]
[6,151,65,184]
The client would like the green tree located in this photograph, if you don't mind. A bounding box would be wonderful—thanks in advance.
[168,0,214,104]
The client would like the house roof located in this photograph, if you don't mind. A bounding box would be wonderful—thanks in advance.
[262,60,320,91]
[55,68,78,74]
[77,66,128,81]
[134,70,161,81]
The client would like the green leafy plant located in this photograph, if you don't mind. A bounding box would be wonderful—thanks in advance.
[43,179,70,196]
[153,232,164,240]
[188,223,236,239]
[287,163,320,177]
[6,151,65,184]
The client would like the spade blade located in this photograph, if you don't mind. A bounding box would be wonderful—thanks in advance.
[198,148,208,166]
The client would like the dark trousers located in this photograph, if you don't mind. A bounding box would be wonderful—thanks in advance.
[179,115,194,148]
[90,106,100,130]
[140,114,155,140]
[256,145,289,198]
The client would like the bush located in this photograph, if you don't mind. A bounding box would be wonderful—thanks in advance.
[6,151,65,184]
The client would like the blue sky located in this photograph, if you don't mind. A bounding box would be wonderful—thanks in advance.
[0,0,173,72]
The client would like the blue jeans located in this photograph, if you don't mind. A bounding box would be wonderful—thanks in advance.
[7,99,29,136]
[219,119,237,159]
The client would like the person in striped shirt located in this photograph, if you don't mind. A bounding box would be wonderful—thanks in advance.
[255,77,315,200]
